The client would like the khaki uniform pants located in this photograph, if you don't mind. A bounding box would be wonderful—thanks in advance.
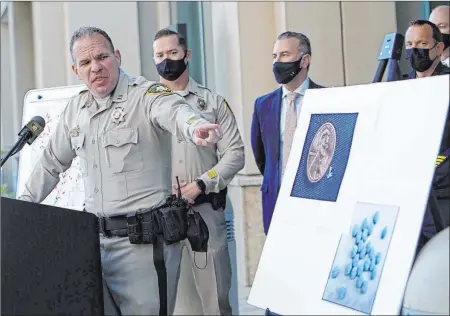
[173,203,232,315]
[101,235,182,315]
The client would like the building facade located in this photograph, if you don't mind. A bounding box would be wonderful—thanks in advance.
[0,1,440,295]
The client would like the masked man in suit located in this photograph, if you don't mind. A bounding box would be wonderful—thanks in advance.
[251,31,325,234]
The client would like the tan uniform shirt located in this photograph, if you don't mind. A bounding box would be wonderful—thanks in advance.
[19,70,209,216]
[171,78,244,194]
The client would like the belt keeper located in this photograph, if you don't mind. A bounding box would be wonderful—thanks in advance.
[97,214,111,238]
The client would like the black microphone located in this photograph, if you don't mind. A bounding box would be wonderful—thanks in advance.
[19,116,46,145]
[1,116,46,167]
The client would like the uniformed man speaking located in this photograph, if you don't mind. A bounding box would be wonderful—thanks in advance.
[153,29,245,315]
[18,26,222,315]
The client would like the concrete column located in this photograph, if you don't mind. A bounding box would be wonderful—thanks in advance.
[31,2,67,88]
[283,1,345,87]
[1,22,14,150]
[341,1,397,85]
[62,1,142,84]
[8,1,35,133]
[137,1,160,81]
[208,1,277,286]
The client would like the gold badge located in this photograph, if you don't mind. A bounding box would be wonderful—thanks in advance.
[197,98,206,111]
[69,126,80,137]
[111,107,126,124]
[147,83,172,95]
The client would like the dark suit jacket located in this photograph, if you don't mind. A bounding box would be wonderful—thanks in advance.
[251,79,324,234]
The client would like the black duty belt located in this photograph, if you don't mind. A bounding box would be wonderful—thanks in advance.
[193,187,227,210]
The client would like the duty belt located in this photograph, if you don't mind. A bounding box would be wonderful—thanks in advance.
[193,187,227,210]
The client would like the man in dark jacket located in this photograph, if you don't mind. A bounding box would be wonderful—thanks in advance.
[250,31,324,234]
[405,19,450,252]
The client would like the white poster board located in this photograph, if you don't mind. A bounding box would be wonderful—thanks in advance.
[16,85,86,211]
[248,75,449,315]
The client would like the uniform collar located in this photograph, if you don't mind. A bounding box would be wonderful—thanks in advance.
[282,77,310,98]
[173,77,203,97]
[81,69,132,108]
[442,57,449,67]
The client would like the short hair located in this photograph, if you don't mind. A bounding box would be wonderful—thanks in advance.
[154,28,188,53]
[278,31,312,56]
[278,31,311,69]
[69,26,115,63]
[409,19,443,44]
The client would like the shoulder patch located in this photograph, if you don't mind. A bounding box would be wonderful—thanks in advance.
[147,83,172,95]
[207,169,218,179]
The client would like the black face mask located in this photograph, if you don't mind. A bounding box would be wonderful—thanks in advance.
[156,56,187,81]
[405,47,436,72]
[272,56,303,84]
[442,33,450,51]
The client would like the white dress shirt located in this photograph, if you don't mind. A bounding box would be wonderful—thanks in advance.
[279,77,310,174]
[442,57,449,67]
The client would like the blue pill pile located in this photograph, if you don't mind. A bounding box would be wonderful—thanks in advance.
[331,211,389,301]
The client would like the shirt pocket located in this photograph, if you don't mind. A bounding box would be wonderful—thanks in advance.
[70,133,88,177]
[101,128,143,174]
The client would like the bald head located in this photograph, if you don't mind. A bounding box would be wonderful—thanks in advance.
[429,5,450,60]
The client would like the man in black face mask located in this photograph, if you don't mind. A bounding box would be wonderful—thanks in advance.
[429,5,450,67]
[405,20,450,79]
[405,20,450,254]
[251,31,324,235]
[152,28,244,316]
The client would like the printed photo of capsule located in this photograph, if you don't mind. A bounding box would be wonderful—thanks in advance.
[322,202,399,314]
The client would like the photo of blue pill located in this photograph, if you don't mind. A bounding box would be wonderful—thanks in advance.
[381,226,388,239]
[360,281,368,294]
[359,247,366,259]
[352,224,359,237]
[322,203,399,314]
[363,260,370,271]
[355,231,362,243]
[370,267,377,280]
[375,252,382,265]
[350,266,357,279]
[331,266,340,279]
[361,218,368,230]
[337,287,346,301]
[357,264,363,277]
[367,222,374,235]
[373,211,380,224]
[356,276,364,288]
[362,229,369,241]
[345,263,352,276]
[357,242,364,252]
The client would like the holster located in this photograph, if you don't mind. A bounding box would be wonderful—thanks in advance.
[194,187,227,210]
[187,210,209,252]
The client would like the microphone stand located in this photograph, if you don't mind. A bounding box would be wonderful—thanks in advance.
[1,131,32,168]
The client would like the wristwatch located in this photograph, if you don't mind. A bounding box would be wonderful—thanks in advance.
[195,178,206,194]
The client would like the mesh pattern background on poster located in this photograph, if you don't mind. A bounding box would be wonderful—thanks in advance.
[291,113,358,202]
